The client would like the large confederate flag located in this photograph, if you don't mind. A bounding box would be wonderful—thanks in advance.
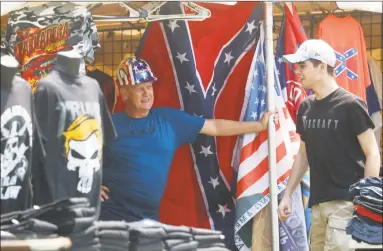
[114,2,261,248]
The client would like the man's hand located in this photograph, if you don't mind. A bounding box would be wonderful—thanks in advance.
[100,185,110,202]
[260,111,279,130]
[278,195,292,221]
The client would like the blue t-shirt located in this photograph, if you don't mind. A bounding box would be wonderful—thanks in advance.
[101,107,205,221]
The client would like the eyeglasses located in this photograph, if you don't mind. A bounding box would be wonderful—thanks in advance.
[128,112,155,135]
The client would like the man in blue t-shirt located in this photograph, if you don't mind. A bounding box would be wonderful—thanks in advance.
[100,57,276,222]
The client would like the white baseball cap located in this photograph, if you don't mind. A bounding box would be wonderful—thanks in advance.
[282,39,336,67]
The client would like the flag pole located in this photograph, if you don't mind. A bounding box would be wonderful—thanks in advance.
[265,2,280,251]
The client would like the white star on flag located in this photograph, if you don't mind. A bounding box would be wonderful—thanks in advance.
[217,204,231,218]
[250,111,257,120]
[245,20,257,34]
[167,20,180,33]
[139,62,144,66]
[278,57,283,64]
[254,97,259,104]
[224,51,234,65]
[208,177,220,189]
[133,66,138,71]
[261,99,265,107]
[185,82,197,94]
[176,52,189,64]
[200,145,214,157]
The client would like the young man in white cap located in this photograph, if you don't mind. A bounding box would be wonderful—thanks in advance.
[100,57,277,223]
[278,39,380,250]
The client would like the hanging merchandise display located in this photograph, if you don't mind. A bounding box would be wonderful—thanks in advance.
[2,2,100,92]
[0,44,45,214]
[32,50,116,217]
[317,14,371,101]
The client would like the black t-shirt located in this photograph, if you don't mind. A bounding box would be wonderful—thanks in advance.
[1,76,44,214]
[32,68,116,215]
[296,87,375,207]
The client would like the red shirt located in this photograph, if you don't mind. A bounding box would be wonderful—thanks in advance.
[317,15,370,101]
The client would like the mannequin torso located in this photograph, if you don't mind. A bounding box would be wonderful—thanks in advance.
[32,50,116,214]
[1,52,36,213]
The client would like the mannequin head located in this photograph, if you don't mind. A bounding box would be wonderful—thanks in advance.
[1,52,20,88]
[54,50,83,77]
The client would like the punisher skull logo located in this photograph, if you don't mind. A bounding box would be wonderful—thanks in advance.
[63,115,102,194]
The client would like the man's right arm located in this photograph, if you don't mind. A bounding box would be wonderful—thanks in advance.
[283,140,309,198]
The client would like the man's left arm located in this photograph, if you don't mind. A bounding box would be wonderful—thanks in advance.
[200,112,272,136]
[357,129,381,177]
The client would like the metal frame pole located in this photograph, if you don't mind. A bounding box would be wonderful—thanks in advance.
[265,2,279,251]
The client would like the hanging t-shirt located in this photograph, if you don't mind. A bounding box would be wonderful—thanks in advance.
[317,14,371,101]
[32,68,116,215]
[3,2,100,92]
[1,76,44,214]
[296,88,375,207]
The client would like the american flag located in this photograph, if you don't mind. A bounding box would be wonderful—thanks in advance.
[275,6,309,251]
[135,2,264,249]
[233,21,300,251]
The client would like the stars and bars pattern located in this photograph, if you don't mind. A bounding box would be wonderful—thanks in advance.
[334,48,359,80]
[149,2,264,247]
[233,21,300,251]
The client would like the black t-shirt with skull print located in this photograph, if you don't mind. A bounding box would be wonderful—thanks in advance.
[1,75,44,214]
[32,68,116,216]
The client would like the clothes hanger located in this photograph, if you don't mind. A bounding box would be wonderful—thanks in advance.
[92,1,211,22]
[330,4,346,16]
[145,2,211,22]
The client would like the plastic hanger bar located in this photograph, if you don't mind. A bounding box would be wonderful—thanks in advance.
[92,1,211,22]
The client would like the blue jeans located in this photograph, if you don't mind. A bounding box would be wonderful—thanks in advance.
[346,215,383,245]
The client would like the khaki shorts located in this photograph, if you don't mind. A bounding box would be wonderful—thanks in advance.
[310,200,355,251]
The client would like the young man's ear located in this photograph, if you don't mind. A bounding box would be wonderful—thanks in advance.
[320,62,327,73]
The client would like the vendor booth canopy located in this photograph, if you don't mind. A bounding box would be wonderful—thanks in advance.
[1,1,382,21]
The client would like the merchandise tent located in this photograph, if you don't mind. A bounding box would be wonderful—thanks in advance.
[1,1,382,251]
